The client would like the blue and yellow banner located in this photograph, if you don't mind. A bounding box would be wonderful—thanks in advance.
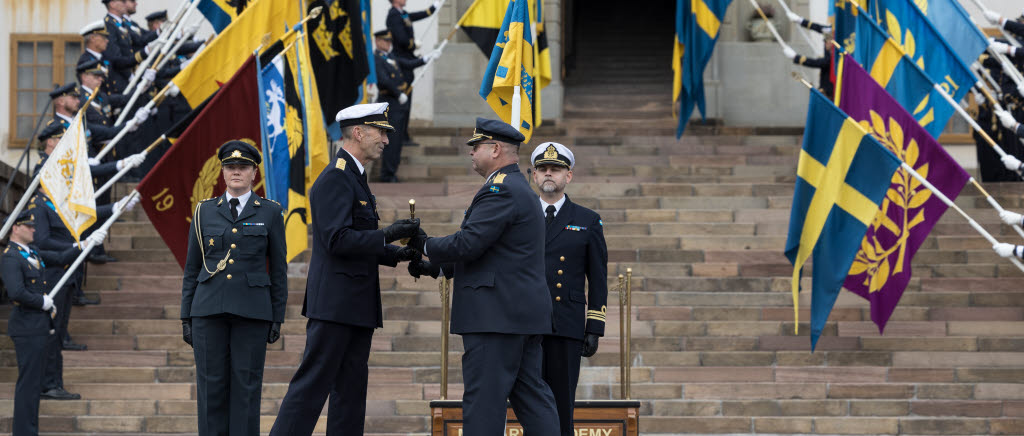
[197,0,246,34]
[479,0,538,143]
[916,0,989,68]
[834,1,953,139]
[785,88,901,350]
[673,0,733,138]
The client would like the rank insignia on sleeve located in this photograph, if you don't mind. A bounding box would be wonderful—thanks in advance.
[587,305,607,322]
[489,186,500,193]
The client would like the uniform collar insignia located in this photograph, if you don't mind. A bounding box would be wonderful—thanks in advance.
[336,158,347,170]
[492,173,507,184]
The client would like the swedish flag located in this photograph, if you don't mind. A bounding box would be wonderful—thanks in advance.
[479,0,538,143]
[785,89,901,350]
[673,0,733,139]
[197,0,248,34]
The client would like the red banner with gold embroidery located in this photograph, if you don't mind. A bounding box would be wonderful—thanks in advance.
[138,56,264,268]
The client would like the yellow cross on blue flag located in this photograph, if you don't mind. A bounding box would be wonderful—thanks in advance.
[784,89,901,350]
[479,0,538,143]
[673,0,733,139]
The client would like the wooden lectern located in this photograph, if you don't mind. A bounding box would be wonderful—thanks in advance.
[429,270,640,435]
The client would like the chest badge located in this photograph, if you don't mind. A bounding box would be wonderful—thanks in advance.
[565,225,587,231]
[209,238,215,246]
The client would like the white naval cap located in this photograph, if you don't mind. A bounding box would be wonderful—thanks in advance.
[335,102,395,131]
[80,21,108,37]
[531,142,575,169]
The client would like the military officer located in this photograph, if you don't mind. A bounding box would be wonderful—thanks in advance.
[270,103,421,436]
[529,142,608,436]
[101,0,143,94]
[180,140,288,436]
[780,12,834,98]
[78,21,116,97]
[406,118,560,435]
[386,0,442,145]
[373,29,437,183]
[2,211,86,435]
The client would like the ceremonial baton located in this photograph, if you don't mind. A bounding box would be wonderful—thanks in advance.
[774,0,822,57]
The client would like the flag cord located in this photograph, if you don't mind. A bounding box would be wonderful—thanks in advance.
[901,163,1024,273]
[774,0,822,57]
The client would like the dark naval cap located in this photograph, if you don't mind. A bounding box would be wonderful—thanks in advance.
[466,117,525,146]
[218,140,262,166]
[13,210,35,227]
[49,83,79,99]
[335,102,395,131]
[146,10,168,22]
[531,142,575,169]
[374,29,392,40]
[38,121,67,142]
[77,59,106,76]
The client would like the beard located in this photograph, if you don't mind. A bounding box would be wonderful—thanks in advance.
[540,182,559,193]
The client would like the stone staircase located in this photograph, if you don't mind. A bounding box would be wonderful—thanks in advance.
[1,123,1023,435]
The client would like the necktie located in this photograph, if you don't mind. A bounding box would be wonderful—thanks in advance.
[545,205,556,226]
[229,198,239,220]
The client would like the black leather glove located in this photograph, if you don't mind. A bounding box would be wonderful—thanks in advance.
[407,228,429,252]
[395,246,421,262]
[408,258,441,279]
[182,319,193,347]
[267,322,281,344]
[382,218,420,243]
[582,333,599,357]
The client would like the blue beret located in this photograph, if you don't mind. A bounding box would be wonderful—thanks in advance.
[218,140,262,166]
[49,83,79,99]
[38,121,66,142]
[466,117,525,146]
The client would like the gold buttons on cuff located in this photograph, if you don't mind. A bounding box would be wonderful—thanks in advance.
[559,256,565,261]
[226,274,233,280]
[556,283,562,288]
[231,244,237,249]
[229,259,235,265]
[232,228,238,234]
[555,296,561,302]
[557,270,563,275]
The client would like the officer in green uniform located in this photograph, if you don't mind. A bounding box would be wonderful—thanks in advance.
[180,140,288,436]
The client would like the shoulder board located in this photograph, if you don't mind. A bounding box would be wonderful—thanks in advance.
[263,198,281,207]
[200,197,217,203]
[492,173,507,184]
[3,246,8,253]
[336,158,347,170]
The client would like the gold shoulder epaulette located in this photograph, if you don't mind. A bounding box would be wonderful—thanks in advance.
[263,198,280,207]
[336,158,347,170]
[200,197,217,203]
[492,173,507,184]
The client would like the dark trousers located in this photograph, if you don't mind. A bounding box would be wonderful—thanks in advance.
[270,319,373,436]
[379,96,409,182]
[461,333,559,436]
[43,282,75,390]
[541,336,583,436]
[12,334,52,436]
[192,314,271,436]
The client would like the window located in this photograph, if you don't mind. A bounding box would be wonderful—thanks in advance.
[9,34,82,148]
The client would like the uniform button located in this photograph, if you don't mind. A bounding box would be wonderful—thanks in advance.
[560,256,565,262]
[557,270,563,275]
[31,279,36,283]
[231,244,237,249]
[229,259,235,265]
[555,296,561,302]
[226,274,233,280]
[232,228,238,234]
[556,283,562,288]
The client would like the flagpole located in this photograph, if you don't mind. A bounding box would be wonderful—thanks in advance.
[932,83,1018,164]
[968,178,1024,240]
[973,62,1004,99]
[970,63,1024,170]
[123,0,196,95]
[154,15,203,72]
[94,84,172,162]
[45,190,141,319]
[967,0,1023,47]
[511,85,522,129]
[774,0,822,57]
[0,90,100,241]
[410,38,447,90]
[92,135,167,199]
[900,163,1024,273]
[115,52,166,126]
[750,0,789,51]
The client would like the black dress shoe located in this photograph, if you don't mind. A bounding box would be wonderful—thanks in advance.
[41,388,81,400]
[62,340,87,351]
[87,254,118,264]
[72,296,100,306]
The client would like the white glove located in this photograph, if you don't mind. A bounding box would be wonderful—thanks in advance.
[115,195,140,213]
[1001,153,1023,171]
[119,152,146,170]
[786,11,802,23]
[1000,210,1024,226]
[399,93,409,105]
[133,107,152,125]
[171,28,184,42]
[142,68,156,83]
[993,242,1017,258]
[996,109,1018,130]
[187,23,201,36]
[984,9,1002,25]
[366,83,379,103]
[991,41,1012,55]
[783,45,797,60]
[145,39,164,56]
[166,83,180,98]
[85,229,107,248]
[42,295,54,311]
[127,118,140,133]
[432,0,441,10]
[414,40,421,50]
[88,157,100,166]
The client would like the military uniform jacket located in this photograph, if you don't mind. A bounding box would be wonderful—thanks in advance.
[78,51,118,96]
[544,196,607,340]
[386,6,432,76]
[303,150,401,328]
[79,88,128,146]
[30,193,114,287]
[375,50,424,98]
[2,244,75,336]
[102,14,140,94]
[180,193,288,323]
[425,164,553,335]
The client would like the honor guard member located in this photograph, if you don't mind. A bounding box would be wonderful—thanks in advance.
[530,142,608,436]
[78,21,115,96]
[406,118,560,436]
[780,12,835,98]
[386,0,442,144]
[2,211,85,435]
[49,82,148,152]
[270,103,421,436]
[122,0,158,50]
[101,0,146,94]
[985,8,1024,41]
[180,140,288,436]
[373,29,438,183]
[145,9,168,31]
